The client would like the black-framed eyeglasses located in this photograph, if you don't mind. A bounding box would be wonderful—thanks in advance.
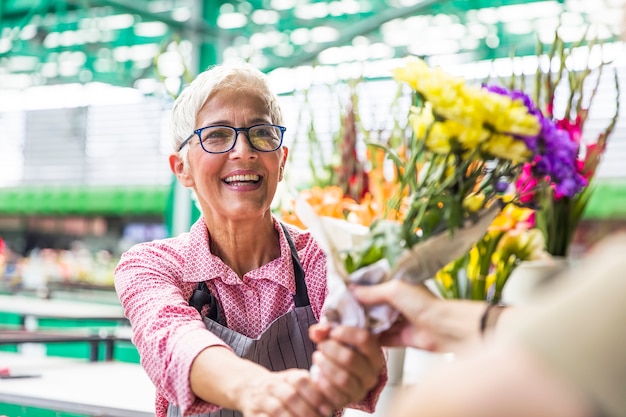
[178,124,286,154]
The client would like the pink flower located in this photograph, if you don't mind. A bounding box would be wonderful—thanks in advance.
[582,142,606,179]
[556,116,582,144]
[515,164,540,204]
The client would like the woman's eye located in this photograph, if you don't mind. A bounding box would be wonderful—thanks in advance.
[204,129,231,139]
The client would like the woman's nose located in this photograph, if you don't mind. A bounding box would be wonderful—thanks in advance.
[229,131,256,157]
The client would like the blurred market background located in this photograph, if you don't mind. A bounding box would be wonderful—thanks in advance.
[1,1,626,416]
[1,0,626,308]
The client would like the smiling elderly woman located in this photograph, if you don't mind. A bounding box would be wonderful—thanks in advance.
[114,62,386,417]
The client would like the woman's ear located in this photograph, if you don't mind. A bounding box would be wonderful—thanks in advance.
[169,153,195,187]
[279,146,289,182]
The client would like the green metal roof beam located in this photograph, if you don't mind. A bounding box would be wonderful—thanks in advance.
[260,0,561,72]
[1,0,80,17]
[263,0,443,71]
[66,0,222,39]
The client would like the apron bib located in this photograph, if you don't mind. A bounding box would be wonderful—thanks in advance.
[167,224,318,417]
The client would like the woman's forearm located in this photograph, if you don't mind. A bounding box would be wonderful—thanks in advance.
[190,345,269,409]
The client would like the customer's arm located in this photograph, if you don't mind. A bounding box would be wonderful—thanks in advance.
[390,341,594,417]
[392,233,626,417]
[352,280,523,352]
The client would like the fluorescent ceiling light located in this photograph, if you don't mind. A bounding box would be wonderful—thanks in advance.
[270,0,296,11]
[497,1,563,22]
[311,26,339,43]
[172,7,191,22]
[134,21,168,37]
[252,9,280,25]
[98,14,135,31]
[290,28,311,45]
[217,13,247,29]
[294,2,330,19]
[328,0,362,15]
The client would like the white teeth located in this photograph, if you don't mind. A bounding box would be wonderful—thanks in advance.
[224,174,260,183]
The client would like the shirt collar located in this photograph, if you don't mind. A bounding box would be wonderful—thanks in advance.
[181,216,296,294]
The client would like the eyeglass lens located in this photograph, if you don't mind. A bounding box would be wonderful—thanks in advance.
[199,125,282,153]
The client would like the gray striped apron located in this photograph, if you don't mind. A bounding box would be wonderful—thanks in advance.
[167,224,318,417]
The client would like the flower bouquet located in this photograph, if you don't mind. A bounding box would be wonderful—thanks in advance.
[515,33,620,257]
[421,31,620,306]
[290,56,571,332]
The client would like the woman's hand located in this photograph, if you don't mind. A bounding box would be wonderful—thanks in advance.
[235,368,334,417]
[191,347,333,417]
[309,324,385,408]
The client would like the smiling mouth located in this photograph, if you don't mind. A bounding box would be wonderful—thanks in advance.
[223,174,261,185]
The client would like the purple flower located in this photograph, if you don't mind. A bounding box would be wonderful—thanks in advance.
[495,180,509,193]
[536,118,584,198]
[483,84,585,199]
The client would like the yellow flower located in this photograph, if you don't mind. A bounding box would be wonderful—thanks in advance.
[484,272,496,295]
[480,91,541,137]
[496,228,546,261]
[519,229,547,260]
[409,105,435,139]
[489,203,535,232]
[423,80,467,120]
[463,193,485,213]
[482,134,531,163]
[454,85,490,126]
[426,122,453,153]
[466,246,482,282]
[504,105,542,137]
[456,124,490,150]
[435,267,455,291]
[392,57,432,91]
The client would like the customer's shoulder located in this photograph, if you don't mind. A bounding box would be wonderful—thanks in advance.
[588,232,626,256]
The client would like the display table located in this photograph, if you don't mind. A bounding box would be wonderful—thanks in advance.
[0,351,154,417]
[0,294,128,328]
[0,328,129,361]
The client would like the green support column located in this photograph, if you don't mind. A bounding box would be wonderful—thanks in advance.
[167,0,222,237]
[198,0,220,71]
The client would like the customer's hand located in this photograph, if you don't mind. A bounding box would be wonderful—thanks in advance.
[309,324,386,408]
[352,280,487,353]
[351,280,440,349]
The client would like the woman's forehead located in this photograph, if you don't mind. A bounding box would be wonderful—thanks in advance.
[198,90,272,123]
[207,87,268,107]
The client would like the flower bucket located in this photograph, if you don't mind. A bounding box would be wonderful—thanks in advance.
[385,347,406,386]
[402,348,455,385]
[501,257,569,305]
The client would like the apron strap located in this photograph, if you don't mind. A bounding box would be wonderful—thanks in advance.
[279,222,310,308]
[189,281,225,325]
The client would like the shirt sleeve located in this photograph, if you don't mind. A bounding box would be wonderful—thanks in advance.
[516,234,626,417]
[114,238,230,416]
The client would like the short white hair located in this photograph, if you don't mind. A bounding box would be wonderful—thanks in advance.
[169,62,284,154]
